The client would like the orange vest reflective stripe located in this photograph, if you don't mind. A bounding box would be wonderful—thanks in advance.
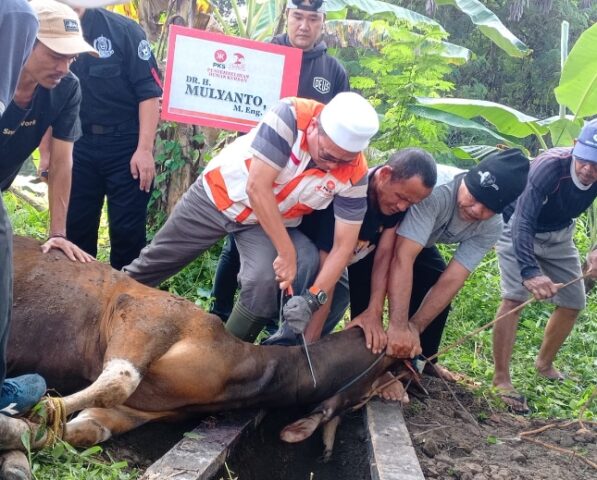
[202,97,368,225]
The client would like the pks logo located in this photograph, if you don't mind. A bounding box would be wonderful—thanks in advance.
[313,77,331,94]
[230,53,246,71]
[214,50,227,63]
[316,179,336,198]
[478,170,500,191]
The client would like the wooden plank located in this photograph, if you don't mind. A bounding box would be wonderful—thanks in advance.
[140,409,265,480]
[366,400,424,480]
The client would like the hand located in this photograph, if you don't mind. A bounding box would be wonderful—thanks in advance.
[130,149,155,193]
[345,309,386,354]
[41,237,95,263]
[522,274,562,300]
[282,293,319,334]
[273,251,296,290]
[386,323,421,359]
[586,250,597,279]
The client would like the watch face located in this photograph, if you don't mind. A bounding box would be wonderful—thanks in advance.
[316,290,328,305]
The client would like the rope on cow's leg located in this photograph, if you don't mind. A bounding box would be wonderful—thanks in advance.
[26,396,67,448]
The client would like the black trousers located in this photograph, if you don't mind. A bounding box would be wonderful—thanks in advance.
[348,246,450,360]
[67,134,150,270]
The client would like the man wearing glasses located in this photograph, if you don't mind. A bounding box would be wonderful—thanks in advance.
[124,92,379,342]
[491,119,597,414]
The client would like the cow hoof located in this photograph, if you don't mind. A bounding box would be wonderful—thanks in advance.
[0,450,31,480]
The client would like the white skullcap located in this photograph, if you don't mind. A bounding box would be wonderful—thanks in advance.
[319,92,379,153]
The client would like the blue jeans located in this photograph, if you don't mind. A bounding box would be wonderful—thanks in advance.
[0,195,13,385]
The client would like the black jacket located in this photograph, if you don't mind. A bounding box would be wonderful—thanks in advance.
[271,33,349,103]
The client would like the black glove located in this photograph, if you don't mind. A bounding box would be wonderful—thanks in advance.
[282,291,320,334]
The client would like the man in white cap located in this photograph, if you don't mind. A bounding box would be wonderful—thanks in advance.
[0,0,96,417]
[125,92,379,341]
[210,0,350,324]
[491,120,597,414]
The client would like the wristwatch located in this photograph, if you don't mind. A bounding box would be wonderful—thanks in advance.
[308,286,328,306]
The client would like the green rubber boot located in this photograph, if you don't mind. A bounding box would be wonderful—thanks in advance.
[225,301,270,342]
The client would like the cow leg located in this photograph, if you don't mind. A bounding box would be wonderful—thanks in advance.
[65,405,177,447]
[321,415,341,463]
[62,359,142,415]
[0,450,31,480]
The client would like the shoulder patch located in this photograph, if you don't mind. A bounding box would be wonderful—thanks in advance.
[138,40,152,61]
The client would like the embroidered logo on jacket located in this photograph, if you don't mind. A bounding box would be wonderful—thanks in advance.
[94,36,114,58]
[313,77,331,94]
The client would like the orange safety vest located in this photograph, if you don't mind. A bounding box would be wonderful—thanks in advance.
[202,97,368,225]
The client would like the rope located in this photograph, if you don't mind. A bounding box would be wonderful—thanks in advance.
[425,272,589,364]
[27,396,67,448]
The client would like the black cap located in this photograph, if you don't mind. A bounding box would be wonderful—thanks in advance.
[464,148,529,214]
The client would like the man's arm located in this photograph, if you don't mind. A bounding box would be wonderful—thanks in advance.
[409,258,470,335]
[130,97,159,192]
[303,250,332,343]
[345,227,396,353]
[41,138,94,262]
[385,235,423,358]
[311,219,359,294]
[246,158,296,290]
[513,174,561,299]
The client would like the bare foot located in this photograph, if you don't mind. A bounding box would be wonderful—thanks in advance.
[535,363,565,381]
[423,362,460,382]
[372,372,409,403]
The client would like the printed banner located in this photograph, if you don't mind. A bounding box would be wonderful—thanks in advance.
[162,26,302,132]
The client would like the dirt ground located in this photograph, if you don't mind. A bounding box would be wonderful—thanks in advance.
[103,377,596,480]
[403,377,597,480]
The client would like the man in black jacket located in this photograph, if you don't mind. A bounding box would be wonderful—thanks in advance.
[210,0,350,323]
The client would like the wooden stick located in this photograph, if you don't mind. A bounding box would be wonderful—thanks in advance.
[426,273,588,363]
[521,436,597,470]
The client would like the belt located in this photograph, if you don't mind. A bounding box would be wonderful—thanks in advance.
[82,121,139,135]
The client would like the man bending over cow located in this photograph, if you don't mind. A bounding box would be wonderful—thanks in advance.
[265,148,437,346]
[351,149,530,383]
[0,0,96,416]
[124,92,379,342]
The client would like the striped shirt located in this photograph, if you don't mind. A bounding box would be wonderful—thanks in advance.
[202,97,368,225]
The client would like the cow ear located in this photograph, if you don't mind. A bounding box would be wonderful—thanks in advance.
[279,412,325,443]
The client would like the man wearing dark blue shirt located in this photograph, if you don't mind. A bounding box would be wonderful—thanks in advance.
[63,5,162,270]
[492,120,597,414]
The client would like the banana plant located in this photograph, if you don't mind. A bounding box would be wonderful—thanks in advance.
[412,22,597,160]
[208,0,530,59]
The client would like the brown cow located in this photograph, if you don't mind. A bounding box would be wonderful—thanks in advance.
[0,237,404,459]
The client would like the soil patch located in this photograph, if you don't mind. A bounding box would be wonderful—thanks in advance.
[403,377,597,480]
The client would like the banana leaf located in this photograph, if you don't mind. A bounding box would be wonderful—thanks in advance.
[554,23,597,118]
[435,0,530,58]
[538,116,583,148]
[323,20,471,64]
[409,104,524,148]
[415,98,548,139]
[325,0,442,29]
